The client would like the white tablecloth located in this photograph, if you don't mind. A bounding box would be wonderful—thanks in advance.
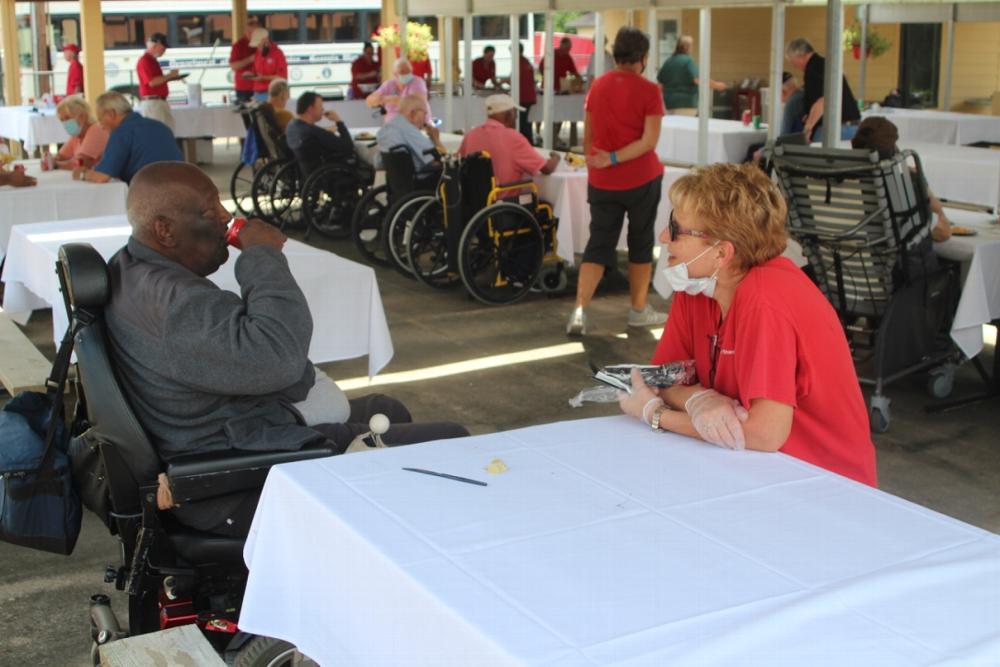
[657,117,768,165]
[0,160,127,259]
[0,105,66,151]
[933,209,1000,359]
[863,108,1000,146]
[240,415,1000,666]
[166,104,247,139]
[347,127,464,167]
[532,156,688,269]
[906,142,1000,214]
[0,216,394,376]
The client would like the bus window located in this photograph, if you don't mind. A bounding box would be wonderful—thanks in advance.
[260,13,300,44]
[52,17,80,50]
[206,14,233,45]
[305,12,360,43]
[177,15,207,46]
[103,16,133,49]
[473,15,528,40]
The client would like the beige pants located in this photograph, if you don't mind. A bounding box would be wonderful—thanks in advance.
[139,98,176,132]
[666,108,698,117]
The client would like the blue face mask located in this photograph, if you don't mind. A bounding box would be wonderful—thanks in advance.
[398,74,414,85]
[62,118,81,136]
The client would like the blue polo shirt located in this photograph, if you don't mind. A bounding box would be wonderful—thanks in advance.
[95,112,182,183]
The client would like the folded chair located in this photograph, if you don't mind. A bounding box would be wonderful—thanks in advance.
[769,144,959,432]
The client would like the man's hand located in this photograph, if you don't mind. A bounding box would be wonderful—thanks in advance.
[425,124,440,142]
[323,109,342,123]
[586,148,612,169]
[712,80,728,92]
[618,368,663,426]
[168,68,180,79]
[684,389,749,450]
[237,218,287,251]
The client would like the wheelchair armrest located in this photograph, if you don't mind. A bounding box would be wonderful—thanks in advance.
[166,448,335,504]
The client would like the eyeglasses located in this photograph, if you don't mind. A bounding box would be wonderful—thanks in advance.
[668,212,711,243]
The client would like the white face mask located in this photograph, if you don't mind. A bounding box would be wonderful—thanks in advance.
[662,243,720,298]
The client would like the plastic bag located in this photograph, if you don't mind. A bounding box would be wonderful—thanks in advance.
[568,385,622,408]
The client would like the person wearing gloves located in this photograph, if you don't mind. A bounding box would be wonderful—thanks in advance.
[618,163,876,487]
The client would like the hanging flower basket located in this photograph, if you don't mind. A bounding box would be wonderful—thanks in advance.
[372,22,433,63]
[842,22,891,59]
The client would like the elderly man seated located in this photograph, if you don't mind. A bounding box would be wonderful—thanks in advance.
[376,94,442,173]
[259,78,293,133]
[459,94,559,188]
[74,90,181,184]
[105,162,469,536]
[285,91,355,175]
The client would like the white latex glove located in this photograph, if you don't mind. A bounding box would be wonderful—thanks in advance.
[684,389,750,450]
[618,367,662,425]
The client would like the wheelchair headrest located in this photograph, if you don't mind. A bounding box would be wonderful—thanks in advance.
[58,243,110,310]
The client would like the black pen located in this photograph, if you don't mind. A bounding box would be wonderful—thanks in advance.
[402,467,488,487]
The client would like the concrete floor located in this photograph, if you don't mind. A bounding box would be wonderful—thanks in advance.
[2,145,997,665]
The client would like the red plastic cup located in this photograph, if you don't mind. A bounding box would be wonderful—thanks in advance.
[741,109,751,126]
[225,218,247,249]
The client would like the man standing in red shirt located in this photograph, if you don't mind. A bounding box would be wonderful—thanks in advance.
[229,16,259,103]
[136,33,182,132]
[472,46,499,89]
[349,42,380,100]
[63,44,84,96]
[515,43,537,145]
[567,27,665,335]
[249,28,288,103]
[539,37,579,91]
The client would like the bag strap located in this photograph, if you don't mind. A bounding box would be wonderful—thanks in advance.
[36,309,86,472]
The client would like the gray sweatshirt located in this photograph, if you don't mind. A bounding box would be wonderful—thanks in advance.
[105,237,325,460]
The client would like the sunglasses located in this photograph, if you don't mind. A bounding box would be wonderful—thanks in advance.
[668,212,711,243]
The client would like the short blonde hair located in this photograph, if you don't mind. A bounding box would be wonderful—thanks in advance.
[268,78,289,98]
[669,163,788,270]
[56,94,95,123]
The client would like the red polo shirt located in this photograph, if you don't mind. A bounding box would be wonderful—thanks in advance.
[252,43,288,93]
[584,68,664,190]
[652,257,877,487]
[137,52,168,98]
[539,50,578,87]
[472,57,496,87]
[66,59,84,95]
[519,56,537,105]
[350,55,380,99]
[229,36,256,93]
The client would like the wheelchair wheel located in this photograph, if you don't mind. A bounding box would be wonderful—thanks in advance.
[458,203,544,305]
[268,162,304,231]
[383,191,433,278]
[250,159,286,224]
[234,635,304,667]
[303,166,362,239]
[407,198,461,289]
[351,185,390,266]
[229,160,257,217]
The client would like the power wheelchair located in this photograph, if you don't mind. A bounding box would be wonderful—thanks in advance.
[57,243,331,665]
[386,151,566,305]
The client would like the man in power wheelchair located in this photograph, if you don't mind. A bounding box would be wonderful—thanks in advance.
[273,91,374,237]
[63,161,467,661]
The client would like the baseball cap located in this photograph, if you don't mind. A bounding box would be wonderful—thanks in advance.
[62,43,81,54]
[249,28,269,48]
[484,94,524,115]
[148,33,168,47]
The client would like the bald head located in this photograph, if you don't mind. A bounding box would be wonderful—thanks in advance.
[127,162,233,277]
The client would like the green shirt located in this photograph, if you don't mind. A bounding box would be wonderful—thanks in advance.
[657,54,699,110]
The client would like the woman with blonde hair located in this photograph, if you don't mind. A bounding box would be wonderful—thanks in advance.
[49,95,109,170]
[619,163,877,486]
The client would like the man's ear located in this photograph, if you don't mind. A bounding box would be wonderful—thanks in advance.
[152,216,178,248]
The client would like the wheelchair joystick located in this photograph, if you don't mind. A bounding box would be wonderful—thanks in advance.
[368,413,389,448]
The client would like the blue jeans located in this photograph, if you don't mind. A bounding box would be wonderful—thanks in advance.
[253,91,268,103]
[813,121,858,142]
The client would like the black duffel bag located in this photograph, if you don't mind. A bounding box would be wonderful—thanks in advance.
[0,324,81,555]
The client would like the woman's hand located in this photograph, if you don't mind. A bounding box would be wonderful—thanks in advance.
[684,389,749,450]
[586,148,612,169]
[619,368,662,425]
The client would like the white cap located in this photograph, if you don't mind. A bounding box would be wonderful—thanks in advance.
[484,94,524,115]
[249,28,269,48]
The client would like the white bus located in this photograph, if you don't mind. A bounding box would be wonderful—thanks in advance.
[14,1,535,104]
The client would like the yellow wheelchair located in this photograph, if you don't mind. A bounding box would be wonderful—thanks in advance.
[399,151,566,305]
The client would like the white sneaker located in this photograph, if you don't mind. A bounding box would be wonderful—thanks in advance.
[627,304,667,327]
[566,306,589,336]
